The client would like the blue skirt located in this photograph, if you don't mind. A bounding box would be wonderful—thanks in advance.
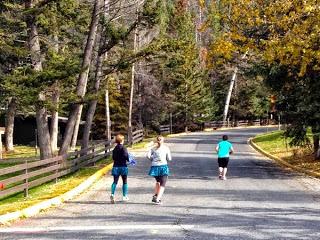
[112,167,128,176]
[149,165,170,177]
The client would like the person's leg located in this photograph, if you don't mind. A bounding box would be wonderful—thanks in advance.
[110,175,119,203]
[222,158,229,180]
[111,175,119,195]
[121,175,128,199]
[218,158,223,178]
[154,177,161,195]
[156,176,168,202]
[222,168,228,179]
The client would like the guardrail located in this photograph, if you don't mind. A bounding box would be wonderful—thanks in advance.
[0,140,112,199]
[132,129,144,144]
[159,125,171,134]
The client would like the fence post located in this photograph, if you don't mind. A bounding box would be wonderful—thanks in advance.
[105,141,110,155]
[24,158,29,197]
[170,113,173,134]
[92,146,96,166]
[55,156,60,184]
[128,127,133,147]
[35,129,38,156]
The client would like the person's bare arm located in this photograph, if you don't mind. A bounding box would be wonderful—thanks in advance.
[229,146,234,154]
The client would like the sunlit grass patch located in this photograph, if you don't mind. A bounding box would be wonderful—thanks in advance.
[2,145,38,159]
[253,131,320,174]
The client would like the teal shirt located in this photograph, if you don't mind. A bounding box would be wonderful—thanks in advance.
[217,140,233,158]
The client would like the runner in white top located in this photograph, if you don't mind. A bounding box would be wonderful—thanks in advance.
[146,136,172,205]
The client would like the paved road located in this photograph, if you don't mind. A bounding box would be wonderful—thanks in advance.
[1,127,320,239]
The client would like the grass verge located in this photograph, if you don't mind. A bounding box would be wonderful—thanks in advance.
[2,145,38,159]
[0,157,112,215]
[252,131,320,173]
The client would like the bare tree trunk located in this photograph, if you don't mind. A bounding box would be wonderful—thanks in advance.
[128,63,135,146]
[81,0,111,150]
[50,4,60,153]
[222,67,237,125]
[71,105,83,150]
[26,0,52,159]
[5,98,16,152]
[50,85,59,153]
[37,94,53,159]
[312,125,320,160]
[104,0,111,142]
[314,135,320,160]
[128,8,139,146]
[59,0,101,155]
[222,52,247,125]
[105,88,111,141]
[81,65,102,149]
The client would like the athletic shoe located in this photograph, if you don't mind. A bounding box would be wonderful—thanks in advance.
[222,176,227,180]
[152,195,157,203]
[218,175,222,180]
[110,194,115,204]
[154,199,162,205]
[122,196,129,202]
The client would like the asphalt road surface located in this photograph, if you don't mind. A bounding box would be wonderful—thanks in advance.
[1,127,320,240]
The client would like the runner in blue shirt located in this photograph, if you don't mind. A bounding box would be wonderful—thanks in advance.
[215,135,234,180]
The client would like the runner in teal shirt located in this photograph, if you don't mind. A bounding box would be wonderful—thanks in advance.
[216,135,234,180]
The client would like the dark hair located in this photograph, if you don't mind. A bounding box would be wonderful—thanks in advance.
[222,135,228,141]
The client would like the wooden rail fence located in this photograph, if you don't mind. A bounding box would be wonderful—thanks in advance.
[0,140,112,199]
[159,125,171,134]
[205,120,261,129]
[132,129,144,144]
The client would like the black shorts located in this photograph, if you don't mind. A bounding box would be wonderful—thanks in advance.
[218,157,229,168]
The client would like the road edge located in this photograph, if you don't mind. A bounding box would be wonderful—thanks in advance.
[249,137,320,178]
[0,163,113,225]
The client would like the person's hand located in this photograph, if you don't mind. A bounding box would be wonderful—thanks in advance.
[145,141,155,149]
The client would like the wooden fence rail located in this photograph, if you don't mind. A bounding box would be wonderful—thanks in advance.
[132,129,144,144]
[205,120,261,129]
[0,140,112,200]
[159,125,170,134]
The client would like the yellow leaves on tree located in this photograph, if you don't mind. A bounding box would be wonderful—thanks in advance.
[207,0,319,77]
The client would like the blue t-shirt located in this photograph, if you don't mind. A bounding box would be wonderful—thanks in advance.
[217,140,233,158]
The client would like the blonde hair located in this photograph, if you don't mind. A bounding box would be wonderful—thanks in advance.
[156,135,164,147]
[115,134,125,144]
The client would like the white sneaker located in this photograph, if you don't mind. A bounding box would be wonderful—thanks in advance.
[110,194,115,204]
[222,176,227,180]
[122,196,129,202]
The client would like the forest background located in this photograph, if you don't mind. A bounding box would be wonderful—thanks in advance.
[0,0,319,160]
